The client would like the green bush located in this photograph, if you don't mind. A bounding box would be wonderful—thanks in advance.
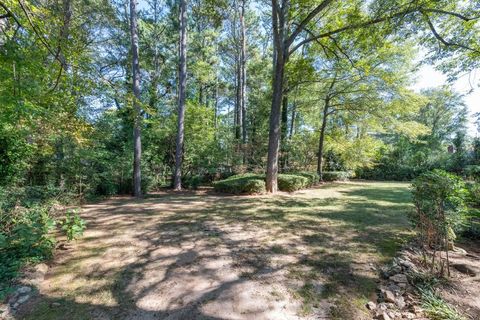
[0,205,56,297]
[464,165,480,182]
[0,186,86,298]
[183,175,203,190]
[278,174,309,192]
[213,174,266,194]
[59,210,86,241]
[294,172,320,187]
[322,171,351,181]
[466,182,480,208]
[213,173,317,194]
[410,170,467,274]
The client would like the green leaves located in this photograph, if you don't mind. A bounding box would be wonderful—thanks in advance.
[59,210,86,241]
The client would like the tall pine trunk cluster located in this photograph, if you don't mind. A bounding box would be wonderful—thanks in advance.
[129,0,142,197]
[174,0,187,191]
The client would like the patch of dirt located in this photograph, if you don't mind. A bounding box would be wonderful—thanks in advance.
[440,243,480,319]
[12,183,412,320]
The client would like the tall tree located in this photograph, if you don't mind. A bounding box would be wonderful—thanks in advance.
[129,0,142,197]
[265,0,479,192]
[240,0,247,151]
[174,0,187,190]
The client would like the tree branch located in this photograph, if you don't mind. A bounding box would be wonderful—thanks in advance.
[286,0,334,47]
[422,8,479,21]
[0,1,22,27]
[422,12,480,54]
[17,0,65,66]
[289,7,418,54]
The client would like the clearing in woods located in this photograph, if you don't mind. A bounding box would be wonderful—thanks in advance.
[17,181,412,320]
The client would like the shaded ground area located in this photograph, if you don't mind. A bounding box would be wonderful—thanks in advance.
[16,181,412,320]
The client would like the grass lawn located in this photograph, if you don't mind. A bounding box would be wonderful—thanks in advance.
[18,181,413,320]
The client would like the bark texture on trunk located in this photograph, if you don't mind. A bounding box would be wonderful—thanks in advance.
[240,0,247,146]
[130,0,142,197]
[317,99,329,180]
[279,80,288,172]
[266,54,285,193]
[173,0,187,191]
[266,0,289,193]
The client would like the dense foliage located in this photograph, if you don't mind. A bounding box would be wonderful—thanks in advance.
[410,170,468,275]
[0,0,479,293]
[0,187,85,297]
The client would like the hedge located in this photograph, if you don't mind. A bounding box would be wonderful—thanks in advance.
[213,172,323,194]
[294,172,320,187]
[277,174,309,192]
[212,174,266,194]
[322,171,352,181]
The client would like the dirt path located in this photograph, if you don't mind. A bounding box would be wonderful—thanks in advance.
[15,182,413,320]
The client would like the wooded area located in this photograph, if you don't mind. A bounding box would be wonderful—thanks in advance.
[1,0,480,319]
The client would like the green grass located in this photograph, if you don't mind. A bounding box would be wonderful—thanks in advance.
[20,181,413,320]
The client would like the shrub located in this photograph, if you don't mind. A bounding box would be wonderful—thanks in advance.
[410,170,468,275]
[0,186,86,298]
[277,174,309,192]
[464,165,480,182]
[294,172,320,187]
[465,182,480,208]
[59,210,86,241]
[183,175,202,190]
[322,171,352,181]
[213,174,266,194]
[0,205,56,297]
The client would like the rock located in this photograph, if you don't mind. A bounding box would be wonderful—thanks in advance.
[383,290,396,303]
[376,312,392,320]
[16,294,30,305]
[411,305,423,315]
[377,302,389,311]
[366,301,377,310]
[1,304,12,319]
[398,259,416,271]
[390,274,408,284]
[387,283,402,295]
[395,296,406,309]
[16,286,32,295]
[401,312,415,319]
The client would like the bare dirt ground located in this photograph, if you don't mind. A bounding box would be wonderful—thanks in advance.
[14,182,414,320]
[440,242,480,319]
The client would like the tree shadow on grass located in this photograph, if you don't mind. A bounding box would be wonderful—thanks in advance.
[16,182,412,320]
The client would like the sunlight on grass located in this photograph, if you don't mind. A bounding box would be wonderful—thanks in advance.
[22,181,412,320]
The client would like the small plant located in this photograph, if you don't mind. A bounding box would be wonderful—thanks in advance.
[410,170,468,276]
[59,210,86,241]
[418,286,466,320]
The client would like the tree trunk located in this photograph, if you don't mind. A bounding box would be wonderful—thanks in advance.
[317,99,329,180]
[266,0,289,192]
[266,54,285,192]
[235,56,242,141]
[240,0,247,146]
[289,98,296,139]
[173,0,187,191]
[129,0,142,197]
[279,80,288,171]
